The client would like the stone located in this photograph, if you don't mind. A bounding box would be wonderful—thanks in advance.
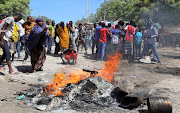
[8,79,18,82]
[35,105,47,111]
[46,97,62,111]
[13,91,23,95]
[39,73,48,76]
[80,80,97,93]
[31,97,40,104]
[21,81,27,84]
[1,96,7,101]
[38,78,43,81]
[114,76,135,94]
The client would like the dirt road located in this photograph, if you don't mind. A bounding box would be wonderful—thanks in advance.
[0,46,179,113]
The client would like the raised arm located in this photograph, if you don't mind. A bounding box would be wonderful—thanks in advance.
[42,26,48,35]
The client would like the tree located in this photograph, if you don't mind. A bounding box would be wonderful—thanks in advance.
[75,17,87,26]
[0,0,31,18]
[76,0,180,25]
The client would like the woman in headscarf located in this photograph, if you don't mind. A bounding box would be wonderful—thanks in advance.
[57,21,69,52]
[26,17,49,73]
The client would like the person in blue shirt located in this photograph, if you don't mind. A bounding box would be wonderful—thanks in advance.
[93,22,102,57]
[135,27,142,57]
[111,25,121,53]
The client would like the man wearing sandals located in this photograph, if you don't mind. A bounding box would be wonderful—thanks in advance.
[0,13,22,74]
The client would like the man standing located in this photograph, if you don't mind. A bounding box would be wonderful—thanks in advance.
[17,19,25,59]
[98,23,109,61]
[68,21,75,48]
[111,25,121,53]
[139,21,161,63]
[23,16,36,62]
[51,21,55,46]
[124,21,136,62]
[46,21,50,27]
[0,14,22,74]
[94,22,102,58]
[47,21,55,55]
[9,22,20,62]
[92,23,97,54]
[87,28,92,49]
[46,20,53,54]
[77,23,87,54]
[54,24,60,55]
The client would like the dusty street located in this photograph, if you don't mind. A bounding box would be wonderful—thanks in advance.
[0,46,179,113]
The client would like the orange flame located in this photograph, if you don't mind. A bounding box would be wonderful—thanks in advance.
[97,53,122,82]
[44,53,122,96]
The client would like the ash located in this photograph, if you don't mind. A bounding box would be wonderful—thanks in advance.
[21,76,147,113]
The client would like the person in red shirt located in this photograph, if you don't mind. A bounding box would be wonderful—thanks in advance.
[98,22,109,60]
[124,21,136,62]
[60,44,77,64]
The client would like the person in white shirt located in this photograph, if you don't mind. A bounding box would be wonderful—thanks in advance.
[73,26,79,49]
[0,13,22,74]
[87,28,92,48]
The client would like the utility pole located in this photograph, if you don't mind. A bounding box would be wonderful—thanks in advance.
[104,0,106,22]
[87,0,89,23]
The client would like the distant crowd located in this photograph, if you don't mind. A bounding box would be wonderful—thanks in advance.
[0,13,161,74]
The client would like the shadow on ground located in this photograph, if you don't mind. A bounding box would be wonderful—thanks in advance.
[162,55,180,59]
[82,53,109,61]
[138,110,149,113]
[0,72,5,76]
[139,65,180,76]
[82,53,95,60]
[16,65,32,73]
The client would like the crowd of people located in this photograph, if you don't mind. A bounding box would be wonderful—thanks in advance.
[0,13,161,74]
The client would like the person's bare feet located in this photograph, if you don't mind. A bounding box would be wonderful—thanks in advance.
[9,70,19,75]
[23,60,27,63]
[32,70,36,73]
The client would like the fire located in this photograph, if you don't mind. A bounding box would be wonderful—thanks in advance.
[44,71,91,96]
[97,53,122,82]
[44,53,122,96]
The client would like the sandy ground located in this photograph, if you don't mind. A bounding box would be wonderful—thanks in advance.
[0,46,179,113]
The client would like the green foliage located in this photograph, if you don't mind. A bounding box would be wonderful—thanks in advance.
[41,16,54,23]
[75,16,88,26]
[0,0,31,18]
[76,0,180,25]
